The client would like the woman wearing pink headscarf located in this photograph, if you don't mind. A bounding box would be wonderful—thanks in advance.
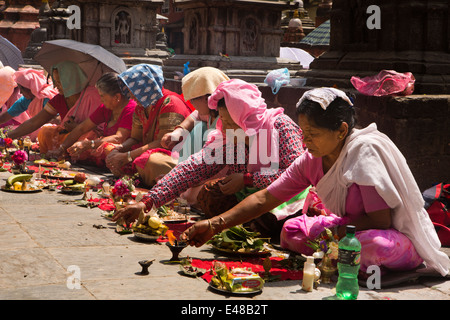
[112,79,306,240]
[0,66,22,126]
[0,68,58,140]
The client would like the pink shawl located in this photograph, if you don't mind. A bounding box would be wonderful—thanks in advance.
[207,79,284,173]
[0,66,16,108]
[13,68,59,122]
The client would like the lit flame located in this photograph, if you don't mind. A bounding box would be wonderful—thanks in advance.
[167,230,176,246]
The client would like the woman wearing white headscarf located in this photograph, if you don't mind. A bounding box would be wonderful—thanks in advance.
[182,87,450,278]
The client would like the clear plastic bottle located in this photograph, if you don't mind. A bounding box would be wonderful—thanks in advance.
[336,225,361,300]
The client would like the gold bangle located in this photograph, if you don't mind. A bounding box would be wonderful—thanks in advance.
[208,217,226,234]
[207,219,213,232]
[218,216,226,232]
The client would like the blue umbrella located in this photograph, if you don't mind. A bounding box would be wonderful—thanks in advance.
[300,20,330,47]
[0,35,24,70]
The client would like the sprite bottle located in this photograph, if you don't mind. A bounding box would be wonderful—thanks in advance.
[336,225,361,300]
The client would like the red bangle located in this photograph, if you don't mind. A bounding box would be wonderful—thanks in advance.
[243,173,253,187]
[141,197,153,212]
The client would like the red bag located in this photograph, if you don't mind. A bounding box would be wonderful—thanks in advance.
[423,183,450,247]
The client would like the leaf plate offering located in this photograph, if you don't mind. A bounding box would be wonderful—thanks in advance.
[207,225,270,256]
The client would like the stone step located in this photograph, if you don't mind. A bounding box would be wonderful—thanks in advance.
[163,54,304,70]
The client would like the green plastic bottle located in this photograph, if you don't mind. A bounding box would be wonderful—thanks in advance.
[336,225,361,300]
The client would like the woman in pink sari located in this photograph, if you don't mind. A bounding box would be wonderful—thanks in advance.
[0,66,23,128]
[8,61,102,154]
[181,87,450,280]
[0,68,58,140]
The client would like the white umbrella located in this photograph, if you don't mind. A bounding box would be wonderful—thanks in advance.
[280,47,315,69]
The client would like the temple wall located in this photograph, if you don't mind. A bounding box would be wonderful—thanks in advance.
[165,79,449,191]
[178,0,290,57]
[261,87,450,192]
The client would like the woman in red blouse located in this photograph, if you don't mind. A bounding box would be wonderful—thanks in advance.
[51,72,136,167]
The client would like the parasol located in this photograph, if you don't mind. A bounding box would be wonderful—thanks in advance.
[34,39,127,86]
[0,35,24,70]
[280,47,315,69]
[300,20,330,47]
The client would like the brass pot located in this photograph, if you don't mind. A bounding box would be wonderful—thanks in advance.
[318,254,337,284]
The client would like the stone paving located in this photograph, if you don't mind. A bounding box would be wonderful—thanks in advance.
[0,164,449,304]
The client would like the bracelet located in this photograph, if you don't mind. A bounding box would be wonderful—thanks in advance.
[127,150,133,163]
[207,219,213,232]
[217,216,226,233]
[91,140,95,149]
[208,216,227,234]
[141,197,153,213]
[174,125,186,132]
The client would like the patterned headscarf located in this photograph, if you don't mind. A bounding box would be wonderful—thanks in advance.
[118,64,164,108]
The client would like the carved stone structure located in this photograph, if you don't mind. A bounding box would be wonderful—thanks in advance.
[306,0,450,94]
[0,1,40,52]
[282,13,305,43]
[164,0,304,82]
[74,0,168,65]
[176,0,292,57]
[314,0,332,26]
[288,0,450,189]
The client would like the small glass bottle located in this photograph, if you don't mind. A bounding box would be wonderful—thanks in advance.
[302,256,316,292]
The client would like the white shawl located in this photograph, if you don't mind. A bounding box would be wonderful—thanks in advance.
[316,123,449,276]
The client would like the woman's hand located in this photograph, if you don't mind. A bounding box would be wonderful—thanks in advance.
[63,116,78,132]
[67,141,88,160]
[160,127,185,150]
[306,207,327,217]
[105,151,129,176]
[219,173,245,195]
[180,219,215,247]
[46,146,66,161]
[112,202,146,226]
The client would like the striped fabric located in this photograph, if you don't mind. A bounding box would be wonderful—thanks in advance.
[300,20,330,46]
